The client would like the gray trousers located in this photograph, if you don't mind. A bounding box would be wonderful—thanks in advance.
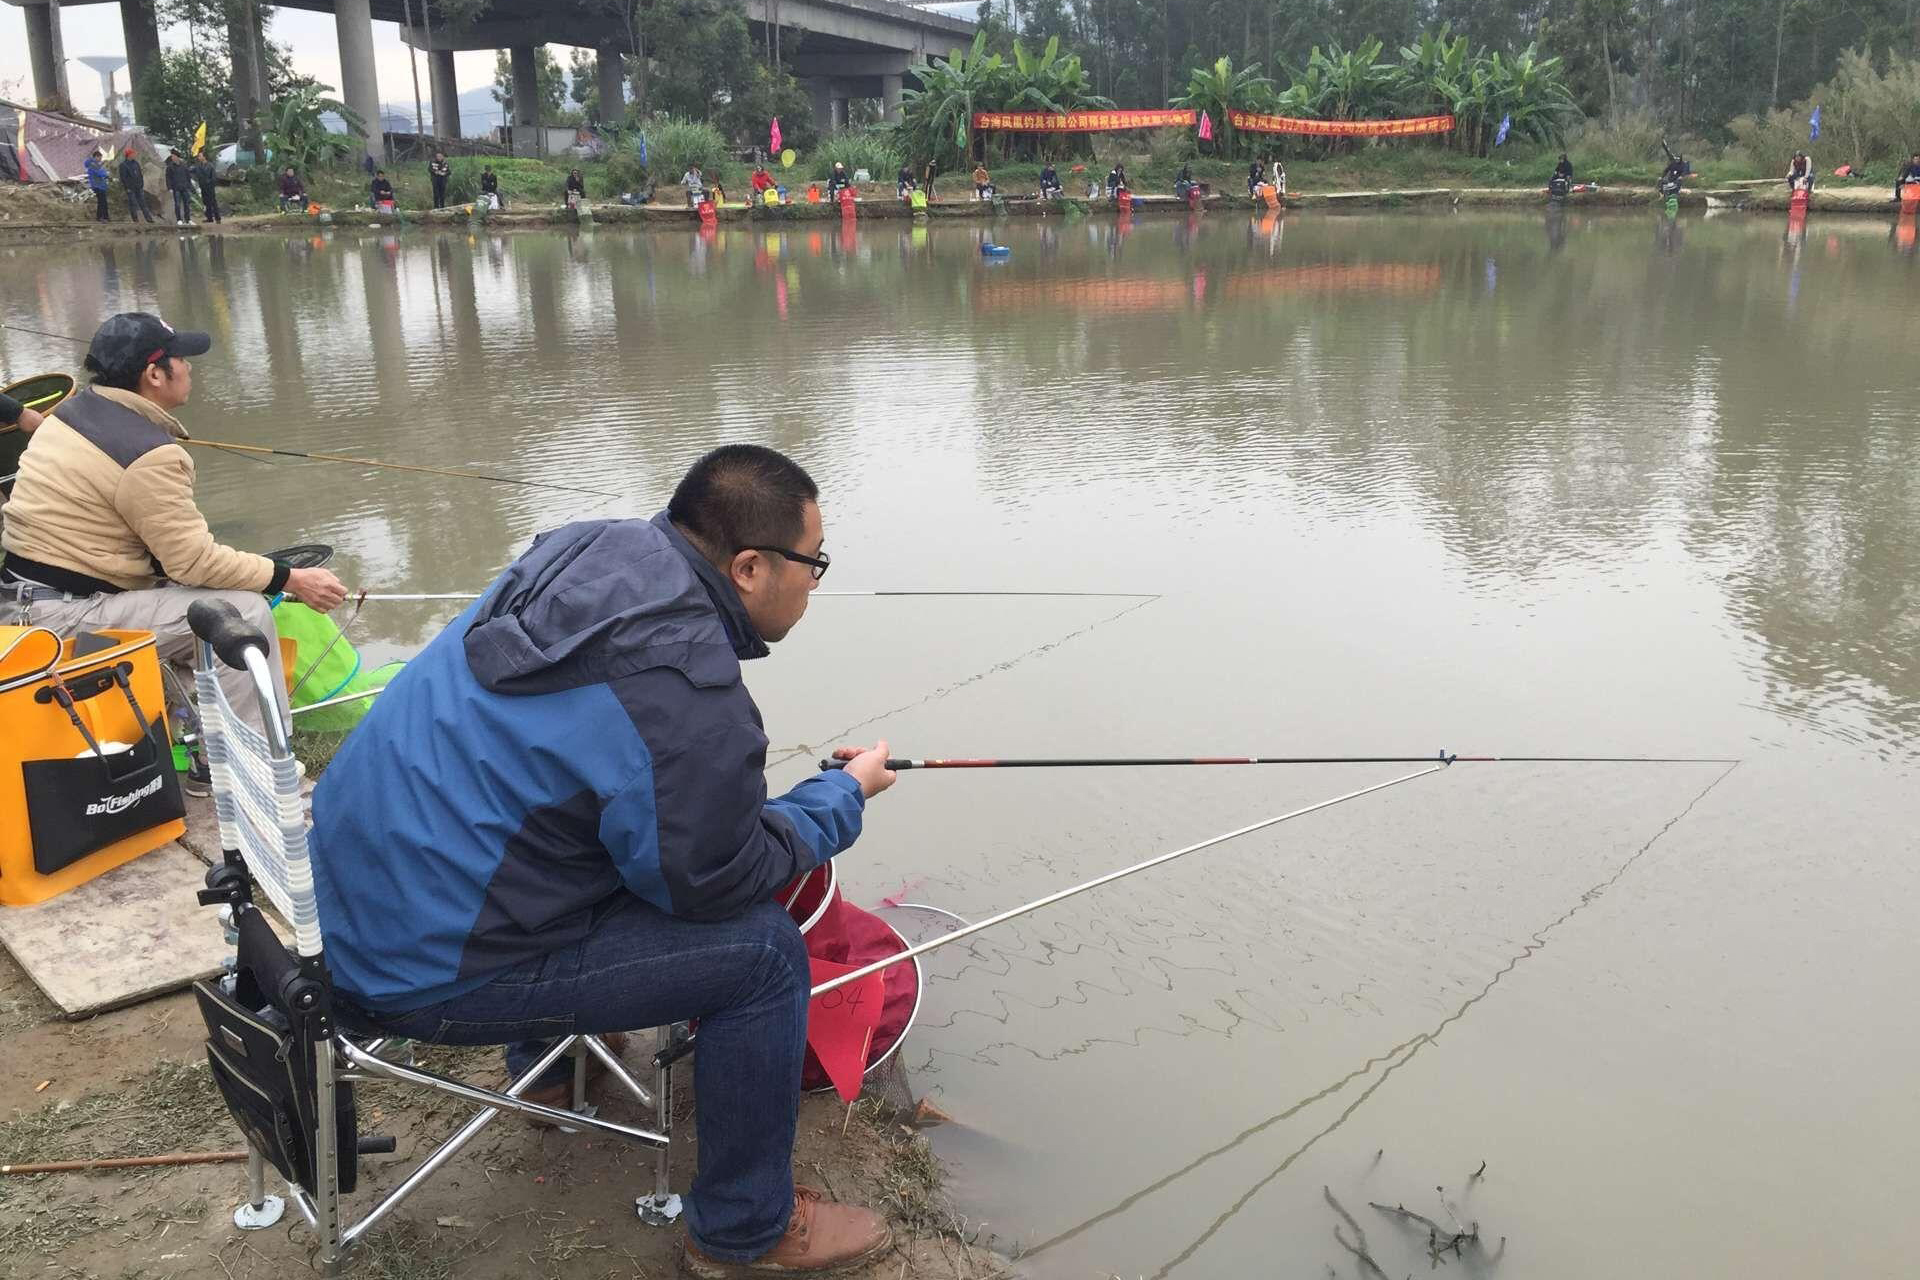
[3,587,289,736]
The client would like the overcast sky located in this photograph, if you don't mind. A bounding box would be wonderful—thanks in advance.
[1,4,518,125]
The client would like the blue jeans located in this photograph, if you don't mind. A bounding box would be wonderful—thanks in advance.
[363,894,809,1261]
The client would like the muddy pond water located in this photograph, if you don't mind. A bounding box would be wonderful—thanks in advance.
[3,207,1917,1277]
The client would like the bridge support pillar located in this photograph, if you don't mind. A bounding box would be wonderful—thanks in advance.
[429,47,461,139]
[334,0,385,164]
[250,1,269,102]
[808,78,832,134]
[881,72,903,123]
[24,0,71,111]
[510,43,540,155]
[120,0,161,122]
[808,78,847,134]
[596,45,625,123]
[227,0,261,151]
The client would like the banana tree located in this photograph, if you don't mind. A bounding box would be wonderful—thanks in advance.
[900,31,1007,170]
[1003,36,1113,159]
[1491,45,1578,149]
[1396,27,1475,117]
[1171,56,1275,157]
[259,83,361,176]
[1445,44,1576,156]
[1309,40,1400,122]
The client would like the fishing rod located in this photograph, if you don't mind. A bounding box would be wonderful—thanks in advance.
[352,589,1159,603]
[820,750,1741,771]
[186,439,622,500]
[0,321,91,345]
[649,762,1448,1068]
[808,764,1447,999]
[1,322,622,499]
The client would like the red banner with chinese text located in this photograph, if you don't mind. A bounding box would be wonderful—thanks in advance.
[1228,111,1456,137]
[971,109,1198,132]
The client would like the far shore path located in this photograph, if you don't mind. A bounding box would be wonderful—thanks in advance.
[3,179,1912,243]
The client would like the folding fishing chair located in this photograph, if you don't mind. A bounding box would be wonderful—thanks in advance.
[184,601,684,1276]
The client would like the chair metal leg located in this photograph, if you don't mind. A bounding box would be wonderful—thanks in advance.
[232,1146,285,1229]
[313,1034,344,1275]
[636,1025,683,1226]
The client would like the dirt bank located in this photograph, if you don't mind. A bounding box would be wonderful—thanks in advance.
[0,905,1006,1279]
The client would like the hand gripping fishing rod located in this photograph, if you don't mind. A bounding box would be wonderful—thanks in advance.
[654,762,1447,1067]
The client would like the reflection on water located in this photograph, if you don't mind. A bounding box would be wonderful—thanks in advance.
[4,211,1919,1276]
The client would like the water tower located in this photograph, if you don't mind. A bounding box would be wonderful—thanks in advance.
[76,55,129,128]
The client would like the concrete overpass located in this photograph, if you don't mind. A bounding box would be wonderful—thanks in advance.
[6,0,972,158]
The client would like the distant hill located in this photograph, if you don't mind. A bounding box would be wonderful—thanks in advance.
[316,81,570,139]
[372,86,546,138]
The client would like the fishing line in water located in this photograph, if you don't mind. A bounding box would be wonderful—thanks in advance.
[289,592,1166,719]
[807,763,1449,1000]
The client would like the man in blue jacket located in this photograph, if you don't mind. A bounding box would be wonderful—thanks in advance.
[309,445,896,1275]
[84,149,111,222]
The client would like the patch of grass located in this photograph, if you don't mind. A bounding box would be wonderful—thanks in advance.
[289,725,349,778]
[0,1059,230,1168]
[354,1219,461,1280]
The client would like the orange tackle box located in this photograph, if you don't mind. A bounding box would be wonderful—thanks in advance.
[0,626,186,906]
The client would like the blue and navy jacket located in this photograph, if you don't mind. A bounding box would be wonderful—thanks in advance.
[84,156,110,192]
[308,513,867,1012]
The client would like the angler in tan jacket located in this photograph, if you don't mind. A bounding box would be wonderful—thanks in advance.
[0,313,346,734]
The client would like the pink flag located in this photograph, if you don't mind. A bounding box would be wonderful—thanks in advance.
[770,117,783,154]
[1197,111,1214,142]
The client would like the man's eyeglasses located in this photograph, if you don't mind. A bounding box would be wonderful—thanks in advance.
[741,546,831,581]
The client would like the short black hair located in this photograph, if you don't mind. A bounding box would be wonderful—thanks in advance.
[669,445,818,557]
[86,353,169,391]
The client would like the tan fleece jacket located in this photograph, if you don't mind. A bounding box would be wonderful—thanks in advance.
[0,386,276,593]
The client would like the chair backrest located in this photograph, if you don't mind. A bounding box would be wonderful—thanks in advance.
[195,662,323,957]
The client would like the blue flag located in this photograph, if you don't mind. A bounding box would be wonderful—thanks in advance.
[638,133,649,168]
[1494,114,1511,147]
[1809,106,1821,141]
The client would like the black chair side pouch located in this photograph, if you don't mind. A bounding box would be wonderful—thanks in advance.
[193,929,360,1195]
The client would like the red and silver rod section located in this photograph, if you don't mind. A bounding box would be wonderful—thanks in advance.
[821,751,1739,771]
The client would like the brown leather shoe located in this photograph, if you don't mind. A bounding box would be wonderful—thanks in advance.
[680,1186,892,1276]
[522,1032,631,1111]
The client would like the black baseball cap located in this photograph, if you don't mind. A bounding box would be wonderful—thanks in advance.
[84,312,211,381]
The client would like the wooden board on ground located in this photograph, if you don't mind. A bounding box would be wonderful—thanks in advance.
[0,839,229,1018]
